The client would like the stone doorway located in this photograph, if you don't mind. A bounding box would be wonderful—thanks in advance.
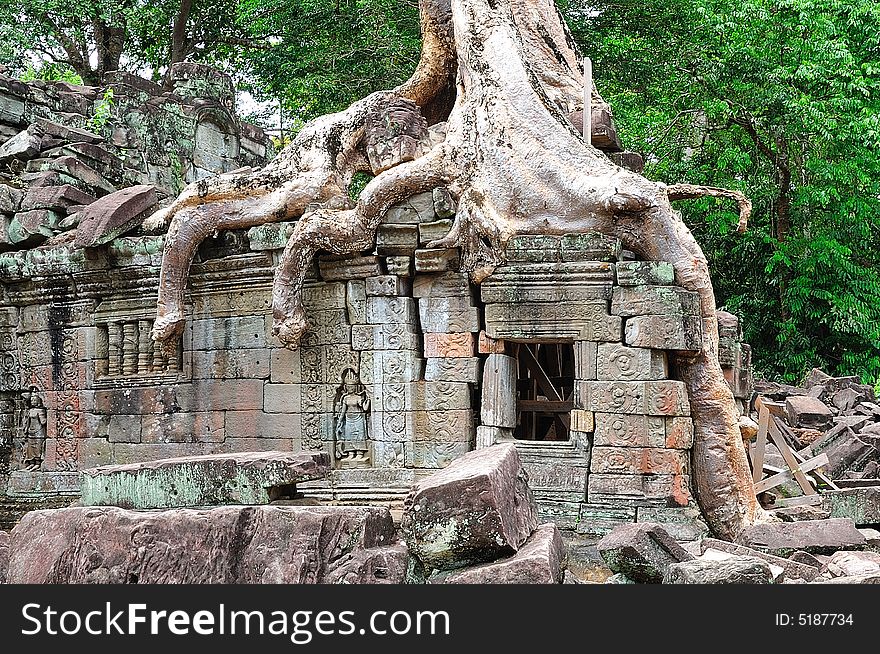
[513,342,575,442]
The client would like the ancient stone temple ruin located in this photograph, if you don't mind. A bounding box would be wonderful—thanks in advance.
[0,63,754,537]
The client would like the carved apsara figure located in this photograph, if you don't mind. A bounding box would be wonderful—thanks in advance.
[21,389,47,471]
[333,368,371,466]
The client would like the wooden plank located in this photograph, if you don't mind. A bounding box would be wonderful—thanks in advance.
[752,404,770,484]
[767,419,817,495]
[519,345,562,401]
[788,434,841,491]
[517,400,573,412]
[769,494,823,508]
[754,453,829,493]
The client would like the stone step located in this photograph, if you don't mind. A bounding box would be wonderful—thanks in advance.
[80,450,330,509]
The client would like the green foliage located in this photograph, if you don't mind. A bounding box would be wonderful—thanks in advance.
[88,88,115,132]
[19,62,83,84]
[567,0,880,384]
[234,0,421,125]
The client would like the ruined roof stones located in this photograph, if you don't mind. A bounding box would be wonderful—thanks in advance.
[0,64,271,253]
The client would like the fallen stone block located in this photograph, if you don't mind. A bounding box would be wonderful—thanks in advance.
[0,530,8,584]
[0,184,22,213]
[605,572,637,584]
[0,128,41,162]
[33,118,104,144]
[8,505,395,584]
[75,184,157,247]
[664,554,774,584]
[736,518,866,557]
[80,451,330,509]
[785,395,833,430]
[433,523,563,584]
[401,443,538,572]
[820,487,880,525]
[20,184,94,211]
[597,522,693,583]
[700,537,819,581]
[323,541,411,584]
[826,551,880,578]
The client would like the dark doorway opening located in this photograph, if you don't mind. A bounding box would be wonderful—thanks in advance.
[513,342,575,441]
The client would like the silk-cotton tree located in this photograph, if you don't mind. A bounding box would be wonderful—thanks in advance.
[146,0,765,539]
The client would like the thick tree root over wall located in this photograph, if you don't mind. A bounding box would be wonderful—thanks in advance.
[148,0,765,539]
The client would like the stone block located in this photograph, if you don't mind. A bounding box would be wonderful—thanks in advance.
[323,541,411,584]
[141,412,225,444]
[785,395,833,430]
[820,487,880,525]
[351,323,420,351]
[189,379,264,412]
[318,254,382,281]
[190,315,267,350]
[270,347,302,383]
[401,444,538,572]
[8,505,394,583]
[344,279,367,324]
[699,538,819,582]
[590,446,689,476]
[376,224,419,255]
[417,380,473,411]
[264,383,302,413]
[299,309,352,346]
[664,555,774,584]
[224,411,300,440]
[521,460,588,499]
[418,297,480,333]
[414,409,475,442]
[434,523,564,584]
[108,414,142,444]
[191,349,270,379]
[405,441,471,469]
[737,518,867,557]
[597,522,694,583]
[588,474,690,506]
[665,417,694,449]
[576,380,690,416]
[424,332,475,358]
[418,219,453,245]
[597,343,668,381]
[433,186,456,218]
[75,185,158,247]
[571,340,598,381]
[594,413,666,448]
[505,234,561,263]
[366,296,417,324]
[615,261,675,286]
[367,350,424,384]
[80,451,330,509]
[570,409,594,433]
[560,232,622,262]
[485,301,621,341]
[424,356,481,383]
[576,504,637,536]
[480,281,613,304]
[384,255,412,276]
[414,248,460,272]
[478,331,506,354]
[365,275,409,297]
[302,282,348,309]
[624,315,703,352]
[412,271,472,298]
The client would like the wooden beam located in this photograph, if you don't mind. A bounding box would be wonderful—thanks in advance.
[754,453,829,493]
[519,345,562,401]
[767,419,817,495]
[517,400,573,412]
[752,404,770,484]
[770,494,823,508]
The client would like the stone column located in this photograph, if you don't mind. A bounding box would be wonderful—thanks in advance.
[138,320,152,373]
[108,322,123,376]
[122,322,137,375]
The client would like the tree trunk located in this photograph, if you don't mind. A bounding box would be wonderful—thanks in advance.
[147,0,766,540]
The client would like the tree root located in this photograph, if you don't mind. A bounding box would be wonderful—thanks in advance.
[666,183,752,232]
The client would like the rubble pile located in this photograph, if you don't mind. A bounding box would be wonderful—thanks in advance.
[755,368,880,481]
[596,520,880,584]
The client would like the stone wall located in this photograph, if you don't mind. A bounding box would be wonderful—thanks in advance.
[0,181,753,536]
